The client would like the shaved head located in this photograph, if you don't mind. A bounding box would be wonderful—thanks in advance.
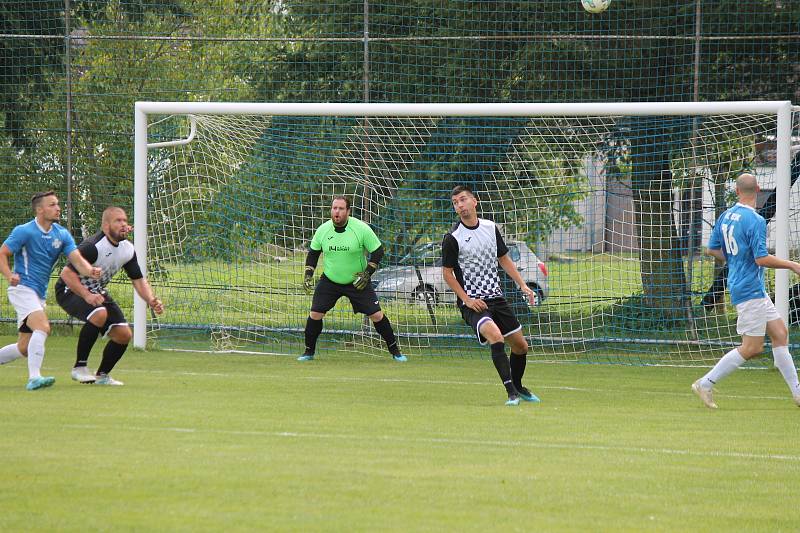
[736,173,759,197]
[102,206,125,224]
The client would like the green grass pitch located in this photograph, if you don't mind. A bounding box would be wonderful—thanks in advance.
[1,335,799,531]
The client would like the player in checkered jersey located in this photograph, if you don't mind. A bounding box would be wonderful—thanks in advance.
[442,185,540,406]
[55,207,164,386]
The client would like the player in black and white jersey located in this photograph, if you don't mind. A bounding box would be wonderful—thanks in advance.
[55,206,164,385]
[441,185,540,406]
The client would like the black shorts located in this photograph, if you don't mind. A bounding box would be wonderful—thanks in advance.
[311,274,382,316]
[460,297,522,345]
[55,288,127,335]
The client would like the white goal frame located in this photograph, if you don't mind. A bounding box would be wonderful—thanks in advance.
[133,101,795,349]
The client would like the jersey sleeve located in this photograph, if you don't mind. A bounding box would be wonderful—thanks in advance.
[752,217,768,259]
[361,224,382,253]
[123,252,144,280]
[441,234,459,268]
[309,225,324,251]
[495,226,509,257]
[2,225,28,253]
[60,230,78,256]
[707,217,723,250]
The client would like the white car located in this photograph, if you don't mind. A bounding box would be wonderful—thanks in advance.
[372,241,549,306]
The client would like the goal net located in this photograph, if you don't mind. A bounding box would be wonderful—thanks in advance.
[134,102,799,365]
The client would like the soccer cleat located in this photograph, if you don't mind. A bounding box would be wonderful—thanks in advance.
[297,354,314,362]
[71,366,96,384]
[392,354,408,362]
[26,376,55,391]
[94,374,124,386]
[692,380,717,409]
[505,394,520,406]
[517,386,541,403]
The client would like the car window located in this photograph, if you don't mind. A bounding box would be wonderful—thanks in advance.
[508,244,521,262]
[399,243,439,265]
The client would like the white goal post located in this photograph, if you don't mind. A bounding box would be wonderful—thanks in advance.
[133,101,795,353]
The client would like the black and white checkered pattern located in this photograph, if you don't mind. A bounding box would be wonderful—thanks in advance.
[55,231,143,296]
[449,219,503,300]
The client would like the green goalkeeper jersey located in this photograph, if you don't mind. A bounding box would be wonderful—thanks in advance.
[310,217,382,285]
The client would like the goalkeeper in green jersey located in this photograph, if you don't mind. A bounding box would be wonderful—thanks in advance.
[298,196,406,362]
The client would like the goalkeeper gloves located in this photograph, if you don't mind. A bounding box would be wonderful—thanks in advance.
[303,266,315,294]
[353,262,378,291]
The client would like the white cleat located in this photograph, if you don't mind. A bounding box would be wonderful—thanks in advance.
[95,374,124,386]
[692,380,718,409]
[71,366,96,384]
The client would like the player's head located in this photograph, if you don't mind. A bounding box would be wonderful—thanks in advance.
[450,185,478,221]
[735,173,759,201]
[31,191,60,222]
[102,206,130,243]
[331,195,351,227]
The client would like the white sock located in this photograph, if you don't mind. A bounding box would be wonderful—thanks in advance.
[0,343,22,365]
[772,346,800,396]
[701,348,746,388]
[27,330,48,380]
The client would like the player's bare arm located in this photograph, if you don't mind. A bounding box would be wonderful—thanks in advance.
[706,247,726,264]
[754,255,800,275]
[133,278,164,315]
[0,244,19,286]
[67,249,102,279]
[59,265,104,307]
[442,266,487,311]
[498,253,536,306]
[132,278,164,315]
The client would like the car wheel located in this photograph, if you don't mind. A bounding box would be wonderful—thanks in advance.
[412,285,438,304]
[526,283,543,307]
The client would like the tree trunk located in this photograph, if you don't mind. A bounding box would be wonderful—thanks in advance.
[630,140,689,320]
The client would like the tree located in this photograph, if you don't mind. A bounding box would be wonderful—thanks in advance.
[0,1,65,150]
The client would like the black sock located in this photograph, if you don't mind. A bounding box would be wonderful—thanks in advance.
[304,317,323,355]
[510,352,527,390]
[76,323,102,367]
[490,342,516,395]
[373,316,401,356]
[96,341,128,375]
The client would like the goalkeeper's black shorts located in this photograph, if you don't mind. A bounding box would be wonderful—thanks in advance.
[311,274,382,316]
[56,287,126,335]
[460,297,522,345]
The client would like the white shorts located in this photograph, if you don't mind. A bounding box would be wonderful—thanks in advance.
[7,285,46,329]
[735,296,782,337]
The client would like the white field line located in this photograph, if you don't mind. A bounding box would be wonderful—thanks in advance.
[60,423,800,463]
[119,367,791,401]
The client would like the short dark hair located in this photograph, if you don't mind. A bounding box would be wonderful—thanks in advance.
[332,195,351,210]
[451,185,475,199]
[31,191,56,210]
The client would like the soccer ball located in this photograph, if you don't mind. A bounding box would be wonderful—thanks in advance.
[581,0,611,13]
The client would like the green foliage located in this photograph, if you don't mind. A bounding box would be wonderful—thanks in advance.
[0,1,64,150]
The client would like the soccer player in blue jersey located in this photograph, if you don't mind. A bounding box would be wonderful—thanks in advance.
[693,173,800,409]
[0,191,101,390]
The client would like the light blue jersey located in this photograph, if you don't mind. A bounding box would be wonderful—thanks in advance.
[708,203,768,305]
[3,219,77,299]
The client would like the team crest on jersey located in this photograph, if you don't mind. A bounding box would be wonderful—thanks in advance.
[52,238,62,249]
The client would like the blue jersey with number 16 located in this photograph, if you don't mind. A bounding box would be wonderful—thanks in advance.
[708,202,768,305]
